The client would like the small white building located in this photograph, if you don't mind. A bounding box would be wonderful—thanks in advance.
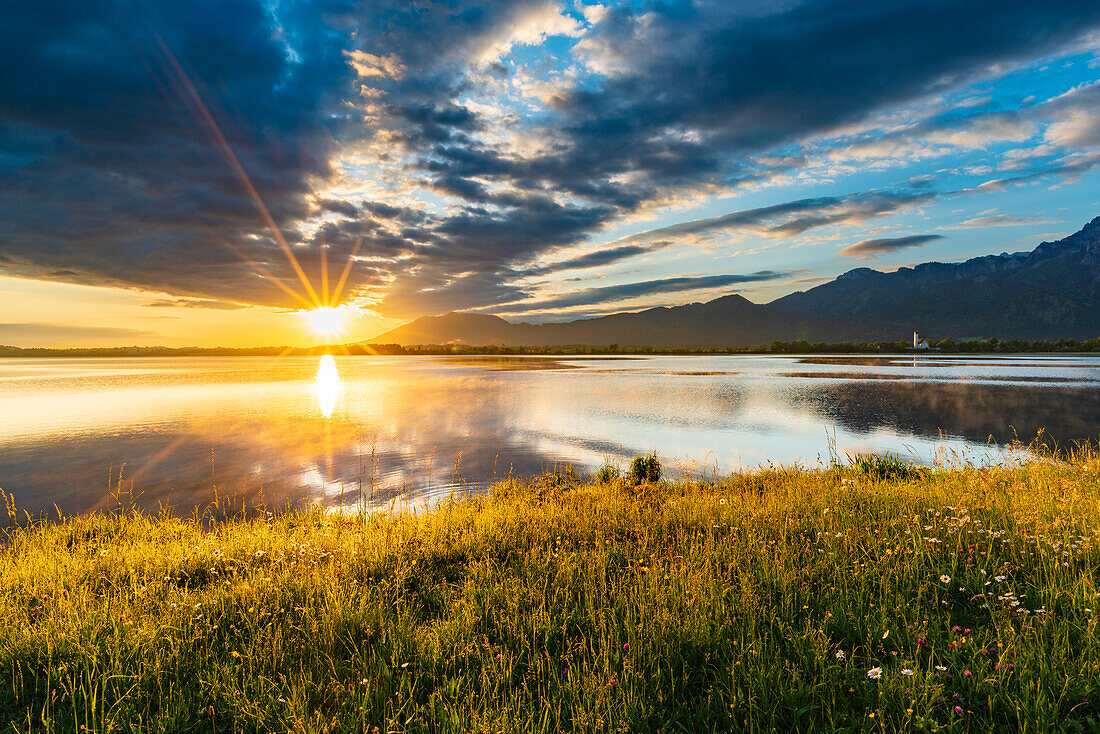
[913,331,930,349]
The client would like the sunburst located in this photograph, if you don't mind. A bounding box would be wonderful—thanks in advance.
[303,306,348,339]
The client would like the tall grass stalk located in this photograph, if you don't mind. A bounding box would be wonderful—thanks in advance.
[2,452,1099,732]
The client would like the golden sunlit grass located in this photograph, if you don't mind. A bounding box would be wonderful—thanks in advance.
[3,454,1100,731]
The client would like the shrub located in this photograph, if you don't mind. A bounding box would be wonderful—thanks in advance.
[595,463,620,484]
[848,452,927,481]
[627,452,661,484]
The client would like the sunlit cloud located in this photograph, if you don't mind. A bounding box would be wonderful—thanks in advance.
[2,0,1100,344]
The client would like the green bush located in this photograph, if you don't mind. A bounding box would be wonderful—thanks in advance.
[595,463,620,484]
[847,452,927,481]
[627,452,661,484]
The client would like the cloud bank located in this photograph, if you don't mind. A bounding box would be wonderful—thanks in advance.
[2,0,1099,321]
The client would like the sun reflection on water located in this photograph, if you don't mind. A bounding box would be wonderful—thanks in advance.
[314,355,340,418]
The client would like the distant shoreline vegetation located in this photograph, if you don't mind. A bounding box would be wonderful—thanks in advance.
[2,336,1100,358]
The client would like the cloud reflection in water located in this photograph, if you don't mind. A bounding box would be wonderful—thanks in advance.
[0,354,1097,518]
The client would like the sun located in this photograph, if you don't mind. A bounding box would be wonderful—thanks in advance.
[302,306,348,339]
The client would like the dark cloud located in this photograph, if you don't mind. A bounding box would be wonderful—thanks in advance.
[0,0,358,307]
[839,234,944,259]
[1,0,1099,320]
[483,271,792,314]
[512,243,665,277]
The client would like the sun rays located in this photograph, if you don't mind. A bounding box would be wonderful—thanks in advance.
[303,306,349,339]
[154,32,368,346]
[121,36,377,486]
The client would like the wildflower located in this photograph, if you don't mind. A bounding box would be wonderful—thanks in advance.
[867,667,883,679]
[608,678,617,687]
[900,669,915,676]
[835,650,845,659]
[955,706,964,714]
[940,575,951,583]
[963,670,972,678]
[935,665,947,672]
[623,643,629,651]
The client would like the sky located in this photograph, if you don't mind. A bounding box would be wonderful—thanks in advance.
[2,0,1100,347]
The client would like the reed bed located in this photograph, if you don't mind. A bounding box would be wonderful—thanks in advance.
[1,451,1099,732]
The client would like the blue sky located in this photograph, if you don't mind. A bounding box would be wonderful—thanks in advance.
[1,0,1099,345]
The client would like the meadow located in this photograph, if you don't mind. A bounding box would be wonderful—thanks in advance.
[1,451,1099,733]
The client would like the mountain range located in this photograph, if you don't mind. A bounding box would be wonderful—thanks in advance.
[368,217,1100,348]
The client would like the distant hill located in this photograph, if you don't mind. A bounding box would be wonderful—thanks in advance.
[769,216,1100,340]
[369,295,845,348]
[368,217,1100,347]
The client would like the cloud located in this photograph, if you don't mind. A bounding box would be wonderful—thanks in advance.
[1041,81,1100,148]
[0,323,156,346]
[483,271,791,313]
[612,190,935,247]
[947,214,1060,229]
[513,243,664,277]
[472,1,582,63]
[0,0,355,307]
[1,0,1099,322]
[144,297,248,310]
[965,149,1100,193]
[344,51,406,80]
[839,234,944,259]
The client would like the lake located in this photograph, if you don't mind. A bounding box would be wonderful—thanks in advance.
[1,354,1097,516]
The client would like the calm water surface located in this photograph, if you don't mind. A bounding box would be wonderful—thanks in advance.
[1,354,1097,516]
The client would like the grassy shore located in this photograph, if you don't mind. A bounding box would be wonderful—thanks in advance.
[2,454,1099,733]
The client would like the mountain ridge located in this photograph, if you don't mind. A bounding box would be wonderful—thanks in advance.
[368,217,1100,347]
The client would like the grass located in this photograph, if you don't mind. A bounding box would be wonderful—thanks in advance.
[2,452,1100,733]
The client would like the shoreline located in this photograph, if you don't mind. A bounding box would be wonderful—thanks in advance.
[3,338,1100,359]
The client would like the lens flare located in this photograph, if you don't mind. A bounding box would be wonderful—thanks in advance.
[303,307,347,339]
